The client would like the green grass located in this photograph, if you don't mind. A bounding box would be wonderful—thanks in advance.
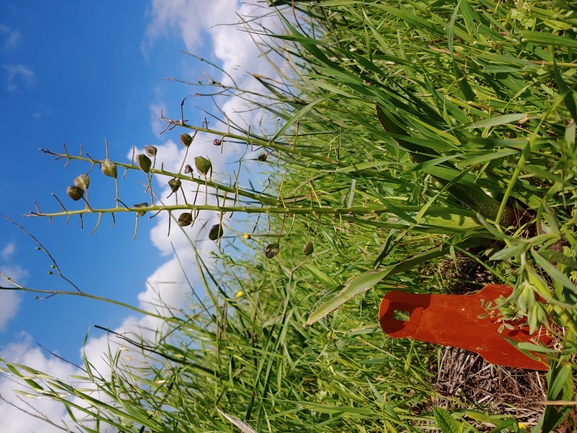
[2,0,577,431]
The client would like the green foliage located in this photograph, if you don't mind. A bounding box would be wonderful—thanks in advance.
[3,0,577,431]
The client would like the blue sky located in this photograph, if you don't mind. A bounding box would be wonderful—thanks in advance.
[0,1,280,430]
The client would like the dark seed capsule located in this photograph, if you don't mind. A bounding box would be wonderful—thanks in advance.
[302,241,314,256]
[195,156,212,176]
[264,243,280,259]
[180,134,193,147]
[168,178,181,193]
[184,164,193,175]
[213,138,222,146]
[258,154,267,162]
[134,202,148,217]
[66,185,84,201]
[100,158,118,178]
[208,224,224,241]
[178,213,193,227]
[137,154,152,173]
[73,174,90,189]
[144,145,157,157]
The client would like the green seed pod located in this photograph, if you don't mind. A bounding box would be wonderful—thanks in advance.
[73,174,90,189]
[180,133,193,147]
[208,224,224,241]
[184,164,193,175]
[137,154,152,173]
[302,241,314,256]
[168,178,181,193]
[67,185,84,201]
[134,202,148,217]
[265,243,280,259]
[178,213,193,227]
[100,158,117,178]
[195,156,212,176]
[144,145,157,157]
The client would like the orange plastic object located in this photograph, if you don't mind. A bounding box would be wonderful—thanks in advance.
[379,284,550,370]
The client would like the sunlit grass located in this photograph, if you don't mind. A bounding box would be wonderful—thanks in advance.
[1,0,577,431]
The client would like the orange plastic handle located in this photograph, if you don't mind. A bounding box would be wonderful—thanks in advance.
[379,284,550,370]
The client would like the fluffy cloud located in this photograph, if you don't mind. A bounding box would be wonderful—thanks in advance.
[2,63,37,92]
[0,243,27,331]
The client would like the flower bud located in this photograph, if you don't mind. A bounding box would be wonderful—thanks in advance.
[67,185,84,201]
[195,156,212,176]
[144,145,157,157]
[178,213,192,227]
[213,138,222,146]
[302,241,314,256]
[265,243,280,259]
[100,158,117,178]
[180,134,193,147]
[73,174,90,189]
[258,154,268,162]
[137,154,152,173]
[208,224,224,240]
[184,164,193,175]
[168,178,181,193]
[134,202,148,217]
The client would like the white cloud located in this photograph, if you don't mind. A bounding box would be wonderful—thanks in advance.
[1,243,15,261]
[2,63,37,92]
[0,336,76,433]
[0,24,21,51]
[0,243,28,331]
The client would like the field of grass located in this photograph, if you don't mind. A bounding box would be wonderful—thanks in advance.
[2,0,577,431]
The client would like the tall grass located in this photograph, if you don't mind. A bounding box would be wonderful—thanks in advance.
[2,0,577,431]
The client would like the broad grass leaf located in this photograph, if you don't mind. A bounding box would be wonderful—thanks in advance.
[217,408,257,433]
[305,245,453,326]
[433,407,461,433]
[532,250,577,293]
[553,59,577,124]
[465,113,528,129]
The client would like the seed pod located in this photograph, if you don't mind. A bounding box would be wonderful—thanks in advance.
[168,178,181,193]
[134,202,148,217]
[302,241,314,256]
[264,243,280,259]
[73,174,90,189]
[213,138,222,146]
[184,164,193,175]
[137,154,152,173]
[180,133,193,147]
[258,154,267,162]
[144,145,157,157]
[195,156,212,176]
[178,213,193,227]
[67,185,84,201]
[100,158,117,178]
[208,224,224,241]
